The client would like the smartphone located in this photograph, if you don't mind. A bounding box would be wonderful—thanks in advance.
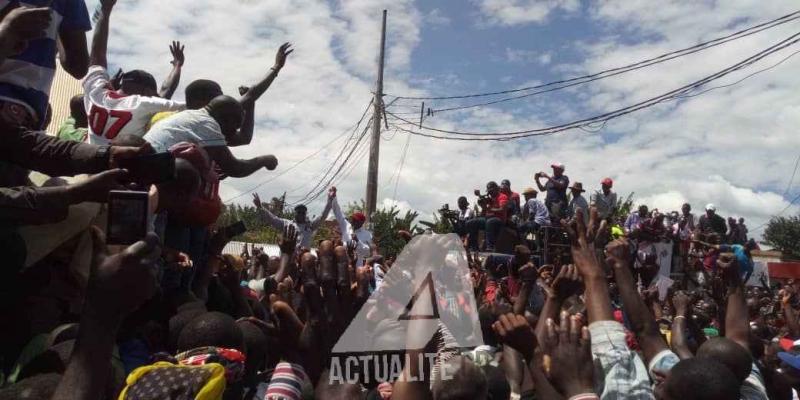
[118,152,176,185]
[225,220,247,237]
[107,190,149,245]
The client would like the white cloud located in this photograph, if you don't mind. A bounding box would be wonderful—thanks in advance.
[84,0,800,244]
[474,0,580,26]
[424,8,451,27]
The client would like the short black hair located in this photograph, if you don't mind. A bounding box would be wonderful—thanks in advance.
[177,311,244,352]
[168,308,206,353]
[663,358,740,400]
[294,204,307,213]
[185,79,223,109]
[696,337,753,383]
[121,69,157,92]
[69,95,85,119]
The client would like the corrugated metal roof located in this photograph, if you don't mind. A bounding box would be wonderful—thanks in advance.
[45,62,83,135]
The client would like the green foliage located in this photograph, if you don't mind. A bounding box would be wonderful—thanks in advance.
[418,211,454,234]
[612,192,635,223]
[763,214,800,260]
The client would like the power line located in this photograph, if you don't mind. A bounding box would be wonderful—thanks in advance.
[392,131,412,201]
[387,9,800,102]
[783,153,800,197]
[222,99,373,204]
[384,31,800,140]
[290,119,373,206]
[751,191,800,233]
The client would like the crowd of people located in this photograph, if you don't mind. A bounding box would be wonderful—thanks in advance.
[0,1,798,400]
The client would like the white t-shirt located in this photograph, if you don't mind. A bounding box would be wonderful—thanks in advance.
[82,65,185,145]
[143,108,227,153]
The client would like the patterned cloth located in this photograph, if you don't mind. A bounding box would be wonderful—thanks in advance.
[265,362,308,400]
[588,320,654,400]
[119,361,225,400]
[175,347,246,383]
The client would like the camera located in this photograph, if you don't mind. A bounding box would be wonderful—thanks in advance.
[438,203,459,220]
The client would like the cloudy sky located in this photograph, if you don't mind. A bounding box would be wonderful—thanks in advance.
[89,0,800,239]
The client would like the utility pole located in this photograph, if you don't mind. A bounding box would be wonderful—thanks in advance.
[365,9,387,222]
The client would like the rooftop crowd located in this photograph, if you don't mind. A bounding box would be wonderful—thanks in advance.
[0,1,796,400]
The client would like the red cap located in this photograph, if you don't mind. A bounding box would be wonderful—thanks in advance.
[351,212,366,223]
[602,177,613,187]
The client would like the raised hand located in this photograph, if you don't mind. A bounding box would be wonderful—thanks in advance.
[605,238,632,268]
[169,40,185,67]
[86,227,160,326]
[548,264,584,300]
[328,186,337,200]
[0,4,51,57]
[279,224,298,254]
[561,207,606,279]
[673,291,690,316]
[273,42,293,70]
[492,313,537,360]
[544,313,594,398]
[252,193,263,209]
[99,0,117,10]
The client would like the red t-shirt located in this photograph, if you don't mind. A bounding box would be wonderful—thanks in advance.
[487,193,509,221]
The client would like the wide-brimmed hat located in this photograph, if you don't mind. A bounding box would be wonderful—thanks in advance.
[522,187,537,196]
[569,182,585,192]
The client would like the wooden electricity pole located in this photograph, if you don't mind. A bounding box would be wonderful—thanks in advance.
[365,10,387,222]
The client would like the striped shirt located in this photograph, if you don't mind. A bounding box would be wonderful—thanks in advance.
[0,0,91,128]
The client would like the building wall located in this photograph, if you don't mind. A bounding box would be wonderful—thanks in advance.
[45,62,84,135]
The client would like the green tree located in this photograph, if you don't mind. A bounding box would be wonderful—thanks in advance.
[763,214,800,260]
[612,192,635,222]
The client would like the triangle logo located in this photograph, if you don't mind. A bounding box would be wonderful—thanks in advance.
[399,272,439,320]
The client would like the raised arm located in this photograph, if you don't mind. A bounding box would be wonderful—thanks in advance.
[781,287,800,339]
[240,43,292,107]
[533,173,546,192]
[52,228,160,400]
[158,41,184,99]
[564,208,613,323]
[252,193,287,231]
[89,0,115,68]
[330,194,351,243]
[310,189,336,230]
[205,145,277,178]
[606,238,669,366]
[57,28,89,79]
[719,253,749,350]
[671,291,695,359]
[0,5,52,65]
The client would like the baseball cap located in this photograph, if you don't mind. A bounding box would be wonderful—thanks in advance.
[550,162,564,170]
[602,177,613,186]
[351,212,366,223]
[705,203,716,211]
[121,69,158,91]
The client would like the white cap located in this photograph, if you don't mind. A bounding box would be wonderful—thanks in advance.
[705,203,716,211]
[550,162,565,170]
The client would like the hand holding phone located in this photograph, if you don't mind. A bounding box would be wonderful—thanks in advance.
[107,190,149,245]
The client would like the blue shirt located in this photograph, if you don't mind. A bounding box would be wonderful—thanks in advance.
[0,0,91,127]
[721,244,754,278]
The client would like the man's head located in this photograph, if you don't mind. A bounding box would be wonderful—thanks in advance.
[745,238,757,251]
[705,203,716,217]
[205,95,244,139]
[457,196,469,210]
[500,179,511,193]
[120,70,158,96]
[656,357,740,400]
[681,203,691,215]
[696,337,753,383]
[177,311,244,353]
[570,182,585,197]
[157,158,201,210]
[350,211,366,229]
[551,162,565,177]
[638,204,649,217]
[69,95,87,127]
[185,79,223,110]
[486,181,499,197]
[522,187,537,200]
[294,204,308,224]
[601,177,613,193]
[728,217,737,227]
[739,217,745,224]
